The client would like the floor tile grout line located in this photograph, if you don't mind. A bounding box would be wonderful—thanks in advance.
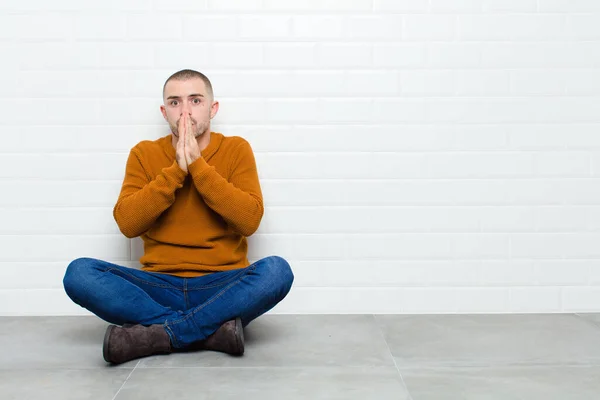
[371,314,414,400]
[574,313,600,330]
[111,360,140,400]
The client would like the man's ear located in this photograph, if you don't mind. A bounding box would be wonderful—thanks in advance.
[210,101,219,119]
[160,105,168,121]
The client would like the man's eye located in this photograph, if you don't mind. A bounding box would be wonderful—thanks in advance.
[192,98,201,104]
[170,100,179,106]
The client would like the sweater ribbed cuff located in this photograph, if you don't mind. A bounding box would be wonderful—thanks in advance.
[163,160,188,183]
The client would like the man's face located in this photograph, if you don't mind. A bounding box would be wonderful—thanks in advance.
[160,78,218,139]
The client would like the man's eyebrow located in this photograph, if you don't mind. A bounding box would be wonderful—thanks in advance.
[166,94,205,100]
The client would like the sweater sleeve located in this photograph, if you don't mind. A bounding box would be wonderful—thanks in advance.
[187,140,264,237]
[113,149,187,238]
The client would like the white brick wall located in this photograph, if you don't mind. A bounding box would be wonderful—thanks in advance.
[1,0,600,315]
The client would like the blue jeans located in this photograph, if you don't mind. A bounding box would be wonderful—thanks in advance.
[62,255,294,349]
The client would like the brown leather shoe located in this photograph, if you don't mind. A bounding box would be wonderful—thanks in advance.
[180,317,244,355]
[200,317,244,355]
[103,324,172,364]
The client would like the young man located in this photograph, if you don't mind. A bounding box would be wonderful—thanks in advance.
[63,69,294,364]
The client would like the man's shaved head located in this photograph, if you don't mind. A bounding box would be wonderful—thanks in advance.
[163,69,214,99]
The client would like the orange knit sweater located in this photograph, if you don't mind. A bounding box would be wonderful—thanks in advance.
[113,132,264,277]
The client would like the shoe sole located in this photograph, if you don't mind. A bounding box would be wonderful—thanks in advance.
[103,325,116,363]
[235,317,244,356]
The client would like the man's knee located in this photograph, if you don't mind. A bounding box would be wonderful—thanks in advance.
[263,255,294,294]
[63,257,96,298]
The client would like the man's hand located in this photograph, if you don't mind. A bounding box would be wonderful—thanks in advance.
[175,115,188,173]
[185,115,201,166]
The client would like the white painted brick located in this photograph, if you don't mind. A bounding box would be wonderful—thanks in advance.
[586,207,600,231]
[316,43,372,67]
[264,43,316,67]
[453,289,510,313]
[2,125,159,153]
[534,206,589,232]
[0,208,118,235]
[235,71,292,96]
[318,99,373,123]
[183,16,238,41]
[263,206,481,233]
[265,99,319,123]
[262,179,515,207]
[215,99,266,123]
[453,233,509,259]
[455,70,510,95]
[343,16,402,40]
[482,42,600,68]
[0,235,129,262]
[429,153,535,179]
[372,99,427,122]
[458,15,566,41]
[590,154,600,176]
[562,287,600,312]
[533,153,591,177]
[430,0,482,12]
[292,16,344,39]
[0,154,127,180]
[478,260,536,286]
[100,99,163,125]
[482,0,537,12]
[539,0,600,12]
[507,180,568,205]
[508,125,600,150]
[534,261,591,285]
[510,234,565,259]
[0,0,152,11]
[373,0,428,12]
[454,70,510,96]
[238,16,291,40]
[154,43,209,68]
[590,261,600,284]
[510,70,565,95]
[403,15,457,41]
[509,288,562,313]
[207,0,262,10]
[427,43,481,68]
[74,15,127,40]
[565,15,600,40]
[566,70,600,95]
[0,181,120,207]
[479,207,535,232]
[19,43,153,70]
[562,234,600,258]
[127,15,182,40]
[452,125,509,150]
[373,44,426,67]
[290,71,346,96]
[264,0,372,11]
[560,180,600,205]
[257,154,371,180]
[154,0,207,11]
[400,70,455,95]
[0,15,72,41]
[208,43,264,67]
[346,71,399,95]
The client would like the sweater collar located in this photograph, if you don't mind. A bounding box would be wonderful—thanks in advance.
[160,131,223,161]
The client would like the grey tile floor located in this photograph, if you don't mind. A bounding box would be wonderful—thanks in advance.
[1,313,600,399]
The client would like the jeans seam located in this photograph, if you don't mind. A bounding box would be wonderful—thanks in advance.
[106,267,178,290]
[186,264,256,291]
[164,279,239,349]
[165,265,254,338]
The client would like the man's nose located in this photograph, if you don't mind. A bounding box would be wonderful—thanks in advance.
[180,104,192,115]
